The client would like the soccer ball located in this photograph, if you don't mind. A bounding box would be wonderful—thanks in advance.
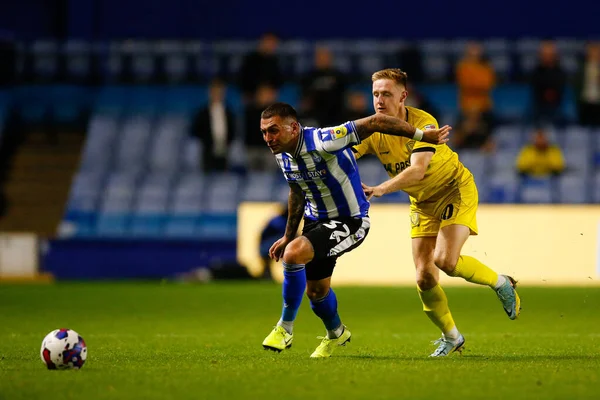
[40,329,87,370]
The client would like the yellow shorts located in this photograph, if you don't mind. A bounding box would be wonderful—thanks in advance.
[409,176,479,238]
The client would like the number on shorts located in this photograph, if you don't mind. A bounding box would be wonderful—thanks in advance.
[441,204,454,220]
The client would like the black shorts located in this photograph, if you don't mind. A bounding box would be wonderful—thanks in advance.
[303,216,370,281]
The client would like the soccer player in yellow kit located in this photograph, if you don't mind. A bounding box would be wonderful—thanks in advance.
[355,69,521,357]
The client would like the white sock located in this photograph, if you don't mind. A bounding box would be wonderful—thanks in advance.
[277,320,294,335]
[443,326,460,341]
[327,324,344,339]
[494,275,507,290]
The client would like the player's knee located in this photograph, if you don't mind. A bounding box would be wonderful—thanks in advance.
[282,238,313,265]
[416,270,438,291]
[306,284,329,301]
[433,253,458,274]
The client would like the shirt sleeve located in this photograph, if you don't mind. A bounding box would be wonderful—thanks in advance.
[320,121,361,153]
[351,136,374,160]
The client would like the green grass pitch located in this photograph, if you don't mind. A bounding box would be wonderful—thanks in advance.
[0,282,599,400]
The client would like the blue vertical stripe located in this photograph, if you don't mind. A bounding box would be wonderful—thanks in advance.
[295,154,329,220]
[337,149,370,216]
[305,130,351,217]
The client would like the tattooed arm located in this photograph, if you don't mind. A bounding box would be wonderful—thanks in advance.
[354,114,451,144]
[269,182,305,261]
[284,182,305,240]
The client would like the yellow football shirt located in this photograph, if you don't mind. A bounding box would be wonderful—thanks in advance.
[353,106,470,203]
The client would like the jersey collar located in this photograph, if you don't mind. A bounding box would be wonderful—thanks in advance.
[292,124,304,158]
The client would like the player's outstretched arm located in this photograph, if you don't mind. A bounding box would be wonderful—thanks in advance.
[354,114,451,144]
[269,182,305,262]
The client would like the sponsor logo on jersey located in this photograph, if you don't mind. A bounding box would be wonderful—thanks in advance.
[285,169,327,181]
[330,125,348,139]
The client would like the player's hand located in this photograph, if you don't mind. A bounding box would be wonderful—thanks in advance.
[269,236,292,262]
[422,125,451,144]
[362,183,385,201]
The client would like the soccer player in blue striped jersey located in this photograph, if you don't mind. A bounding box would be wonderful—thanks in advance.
[260,102,451,358]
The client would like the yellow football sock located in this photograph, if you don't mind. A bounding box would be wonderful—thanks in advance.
[417,284,456,335]
[449,255,498,288]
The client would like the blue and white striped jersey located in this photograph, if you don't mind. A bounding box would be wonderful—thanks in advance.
[275,121,370,221]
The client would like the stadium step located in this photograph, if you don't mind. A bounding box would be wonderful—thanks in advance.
[0,130,85,237]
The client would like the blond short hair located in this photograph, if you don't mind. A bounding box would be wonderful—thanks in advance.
[371,68,408,88]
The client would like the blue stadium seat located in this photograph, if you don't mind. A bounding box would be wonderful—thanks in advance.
[278,40,311,77]
[155,40,189,83]
[30,40,60,82]
[180,137,202,172]
[148,115,189,172]
[485,172,520,203]
[80,113,120,172]
[186,41,211,82]
[492,124,525,150]
[204,173,242,212]
[557,173,589,204]
[170,172,205,214]
[63,39,93,83]
[593,174,600,203]
[489,149,520,176]
[240,171,278,202]
[99,171,140,214]
[419,40,451,82]
[458,149,489,186]
[133,173,174,213]
[113,115,154,171]
[520,177,554,204]
[126,40,157,83]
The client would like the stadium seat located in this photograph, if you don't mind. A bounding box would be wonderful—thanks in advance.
[485,172,520,203]
[458,150,489,186]
[186,41,211,82]
[155,40,189,83]
[593,174,600,203]
[170,172,205,214]
[492,124,525,150]
[419,40,451,82]
[148,115,189,172]
[240,171,278,202]
[557,173,589,204]
[63,39,93,83]
[520,177,554,204]
[30,40,60,82]
[203,173,242,213]
[80,113,120,173]
[99,171,140,213]
[278,39,312,77]
[489,149,520,176]
[113,115,154,171]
